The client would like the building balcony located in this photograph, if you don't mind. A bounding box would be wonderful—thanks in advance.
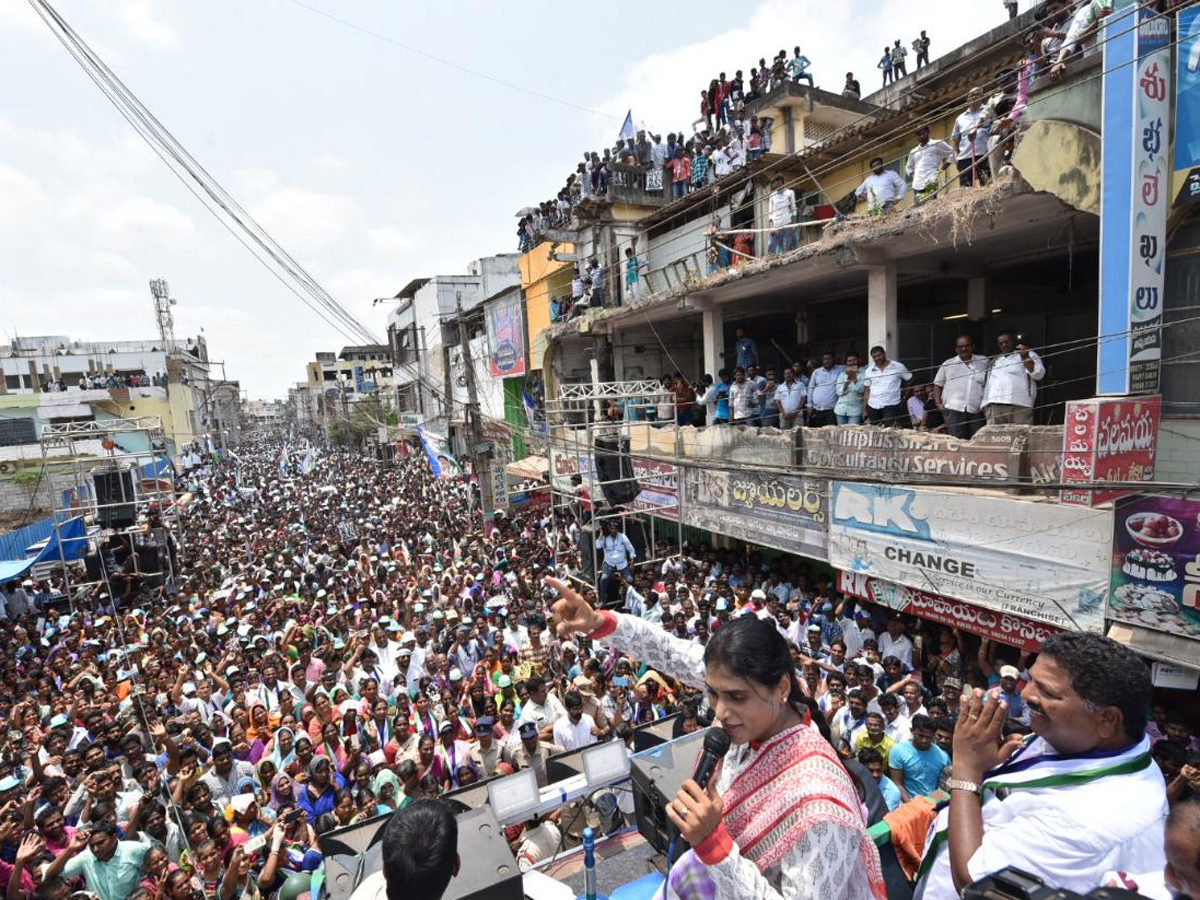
[607,163,673,209]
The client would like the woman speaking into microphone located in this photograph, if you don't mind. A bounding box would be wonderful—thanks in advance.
[546,577,885,900]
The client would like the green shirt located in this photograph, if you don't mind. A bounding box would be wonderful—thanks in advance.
[60,840,151,900]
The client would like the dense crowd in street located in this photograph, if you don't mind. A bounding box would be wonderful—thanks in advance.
[0,425,1195,899]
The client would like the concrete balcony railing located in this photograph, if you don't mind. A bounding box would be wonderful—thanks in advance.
[609,420,1066,496]
[608,163,672,209]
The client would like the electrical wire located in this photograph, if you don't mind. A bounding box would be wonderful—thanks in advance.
[29,0,383,349]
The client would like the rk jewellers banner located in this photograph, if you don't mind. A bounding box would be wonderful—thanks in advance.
[682,468,827,560]
[1110,494,1200,641]
[827,482,1113,633]
[837,571,1060,652]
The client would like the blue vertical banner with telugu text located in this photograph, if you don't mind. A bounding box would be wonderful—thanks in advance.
[1098,3,1171,395]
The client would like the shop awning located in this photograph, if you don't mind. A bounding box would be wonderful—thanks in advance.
[1107,622,1200,670]
[0,516,89,582]
[506,455,549,481]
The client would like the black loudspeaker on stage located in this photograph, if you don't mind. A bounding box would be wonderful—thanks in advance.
[593,435,639,505]
[92,467,136,528]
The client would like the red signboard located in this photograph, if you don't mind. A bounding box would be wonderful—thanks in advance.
[1061,396,1161,506]
[837,570,1059,652]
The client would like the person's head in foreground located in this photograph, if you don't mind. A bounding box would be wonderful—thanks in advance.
[1022,631,1150,754]
[382,799,459,900]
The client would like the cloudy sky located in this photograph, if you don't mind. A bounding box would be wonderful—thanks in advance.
[0,0,1012,398]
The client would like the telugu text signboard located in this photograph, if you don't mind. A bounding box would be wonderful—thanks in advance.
[682,468,827,560]
[1098,4,1170,395]
[1060,395,1161,506]
[837,571,1060,652]
[800,425,1026,486]
[1110,494,1200,642]
[827,482,1112,633]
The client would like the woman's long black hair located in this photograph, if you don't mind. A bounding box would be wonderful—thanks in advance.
[703,614,833,745]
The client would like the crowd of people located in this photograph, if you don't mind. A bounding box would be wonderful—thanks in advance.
[604,325,1046,435]
[36,371,169,392]
[517,28,944,254]
[0,423,1195,899]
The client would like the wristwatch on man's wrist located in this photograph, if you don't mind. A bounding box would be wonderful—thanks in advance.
[945,777,983,796]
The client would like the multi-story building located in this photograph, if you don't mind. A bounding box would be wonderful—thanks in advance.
[510,8,1200,676]
[305,345,395,427]
[0,332,222,457]
[385,255,521,438]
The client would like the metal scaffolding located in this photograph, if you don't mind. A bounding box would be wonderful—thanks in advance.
[40,417,183,606]
[545,380,683,601]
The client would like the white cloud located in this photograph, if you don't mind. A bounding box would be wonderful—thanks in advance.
[249,186,360,253]
[367,226,420,257]
[110,0,179,49]
[233,167,280,197]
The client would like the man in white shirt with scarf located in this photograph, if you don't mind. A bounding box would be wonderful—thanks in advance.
[915,632,1167,900]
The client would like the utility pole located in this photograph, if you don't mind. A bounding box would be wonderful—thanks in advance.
[456,291,496,534]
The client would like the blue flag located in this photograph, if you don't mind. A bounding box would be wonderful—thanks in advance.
[618,110,635,142]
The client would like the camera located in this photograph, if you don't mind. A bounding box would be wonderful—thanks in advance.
[964,867,1151,900]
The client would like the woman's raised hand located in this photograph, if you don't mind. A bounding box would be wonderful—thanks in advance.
[544,577,605,639]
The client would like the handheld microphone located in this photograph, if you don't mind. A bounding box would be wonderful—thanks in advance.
[692,727,732,790]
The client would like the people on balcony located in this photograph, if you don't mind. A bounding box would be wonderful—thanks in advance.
[950,87,993,187]
[890,40,909,80]
[907,126,955,205]
[862,346,914,427]
[933,335,988,439]
[807,351,845,427]
[914,31,932,69]
[855,157,908,215]
[980,330,1044,426]
[835,353,866,425]
[767,174,798,254]
[878,47,893,86]
[788,46,814,87]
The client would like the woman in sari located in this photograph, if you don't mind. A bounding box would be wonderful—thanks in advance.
[269,772,296,812]
[246,702,274,762]
[360,698,392,754]
[414,734,446,789]
[316,720,351,774]
[263,726,296,771]
[306,693,340,744]
[547,577,886,900]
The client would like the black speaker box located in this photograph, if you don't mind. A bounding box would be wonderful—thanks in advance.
[593,435,639,505]
[93,468,136,528]
[443,805,523,900]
